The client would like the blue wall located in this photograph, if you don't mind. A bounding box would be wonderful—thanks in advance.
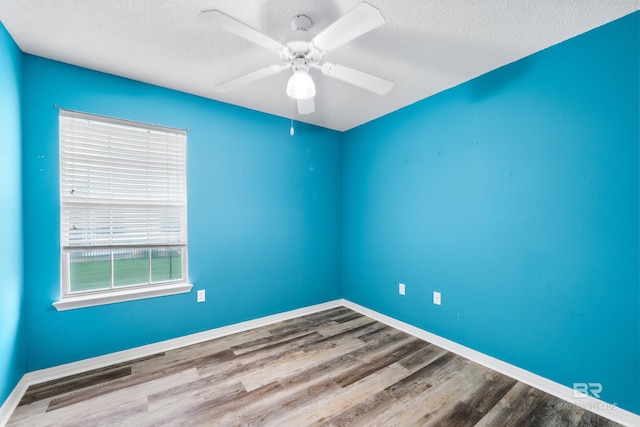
[343,12,639,413]
[0,22,24,405]
[21,55,342,370]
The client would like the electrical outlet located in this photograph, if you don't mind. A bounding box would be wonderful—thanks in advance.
[433,291,441,305]
[197,289,206,303]
[399,283,406,295]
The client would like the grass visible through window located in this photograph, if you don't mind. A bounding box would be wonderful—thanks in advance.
[69,249,183,293]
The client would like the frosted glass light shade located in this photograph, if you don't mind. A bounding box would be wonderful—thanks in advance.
[286,71,316,100]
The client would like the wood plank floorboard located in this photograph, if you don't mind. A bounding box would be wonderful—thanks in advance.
[8,307,622,427]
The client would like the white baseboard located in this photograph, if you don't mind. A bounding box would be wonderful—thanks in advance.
[1,298,637,427]
[342,300,639,427]
[0,377,29,427]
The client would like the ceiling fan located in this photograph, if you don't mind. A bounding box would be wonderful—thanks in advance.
[199,2,394,115]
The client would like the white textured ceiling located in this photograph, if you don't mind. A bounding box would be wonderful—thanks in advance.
[1,0,638,131]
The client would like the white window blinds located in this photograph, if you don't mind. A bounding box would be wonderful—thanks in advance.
[59,110,187,249]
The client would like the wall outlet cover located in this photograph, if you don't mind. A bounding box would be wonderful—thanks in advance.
[433,291,441,305]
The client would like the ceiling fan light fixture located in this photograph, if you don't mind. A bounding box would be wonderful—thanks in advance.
[286,70,316,100]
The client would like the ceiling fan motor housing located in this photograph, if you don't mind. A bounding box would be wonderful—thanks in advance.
[292,55,310,72]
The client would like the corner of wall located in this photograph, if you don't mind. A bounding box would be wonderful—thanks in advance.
[0,20,25,409]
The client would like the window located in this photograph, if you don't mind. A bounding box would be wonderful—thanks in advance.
[54,110,191,311]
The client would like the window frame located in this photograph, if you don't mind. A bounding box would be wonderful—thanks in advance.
[54,110,192,311]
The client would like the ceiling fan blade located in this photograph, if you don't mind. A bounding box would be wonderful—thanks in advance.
[297,97,315,115]
[200,10,284,52]
[321,63,393,95]
[215,65,286,93]
[312,2,385,53]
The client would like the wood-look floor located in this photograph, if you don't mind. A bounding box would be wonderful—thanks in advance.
[8,307,621,426]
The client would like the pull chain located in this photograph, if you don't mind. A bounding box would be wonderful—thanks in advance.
[290,97,295,136]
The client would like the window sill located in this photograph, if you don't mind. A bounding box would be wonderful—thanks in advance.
[53,282,193,311]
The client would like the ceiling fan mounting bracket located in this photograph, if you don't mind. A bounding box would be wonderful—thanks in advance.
[290,15,313,32]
